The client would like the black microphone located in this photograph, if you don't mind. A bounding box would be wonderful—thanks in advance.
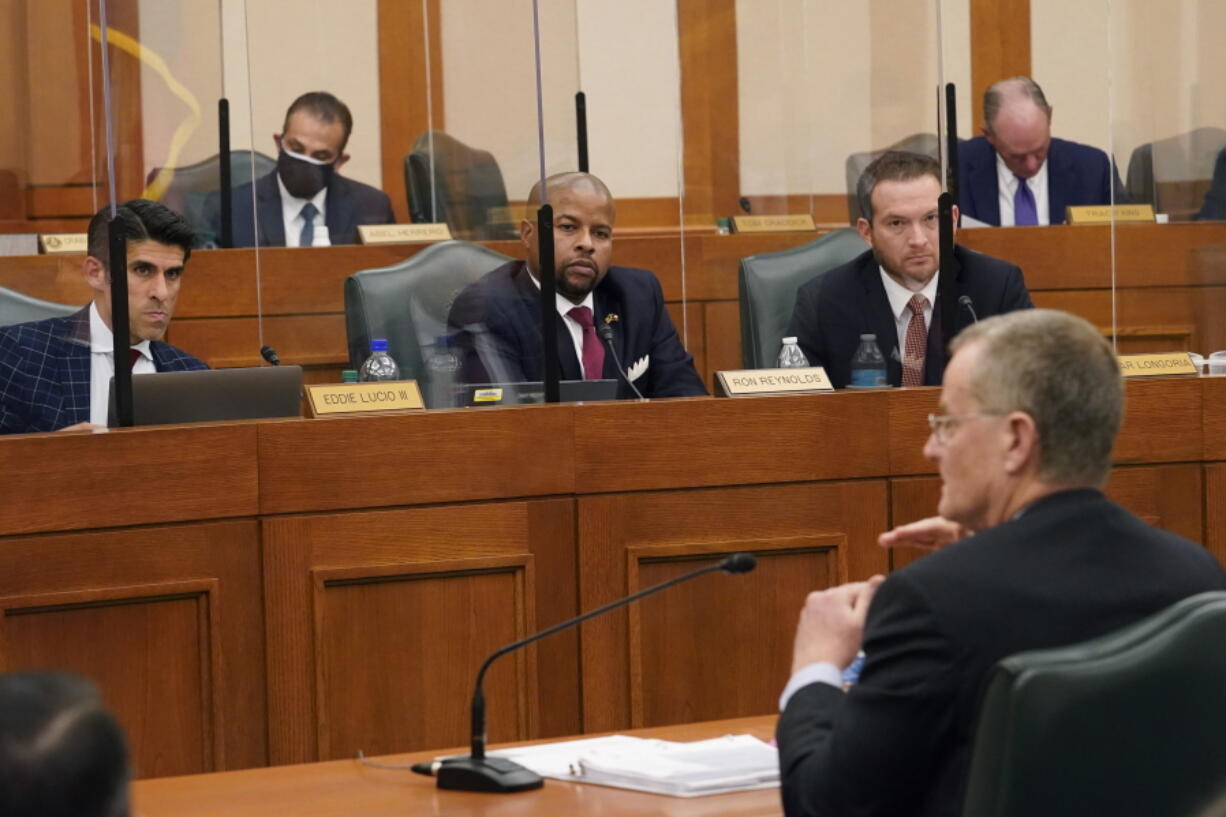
[413,552,757,792]
[739,196,752,214]
[958,295,979,323]
[260,346,281,366]
[596,322,645,401]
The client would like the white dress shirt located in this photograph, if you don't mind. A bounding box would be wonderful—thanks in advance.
[995,153,1050,226]
[879,266,939,356]
[89,302,154,426]
[526,271,596,367]
[278,176,329,247]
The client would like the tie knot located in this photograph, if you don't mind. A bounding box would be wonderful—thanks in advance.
[300,202,318,222]
[567,305,595,329]
[907,294,928,316]
[1015,175,1028,188]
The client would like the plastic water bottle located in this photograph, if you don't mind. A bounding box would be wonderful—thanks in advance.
[424,335,461,409]
[359,339,400,381]
[849,333,887,387]
[777,336,809,368]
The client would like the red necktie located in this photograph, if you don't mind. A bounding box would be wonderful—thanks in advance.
[129,348,142,370]
[567,306,605,380]
[901,294,928,387]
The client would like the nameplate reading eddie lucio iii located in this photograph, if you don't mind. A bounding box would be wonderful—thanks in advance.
[306,381,425,416]
[1116,353,1197,378]
[717,367,834,396]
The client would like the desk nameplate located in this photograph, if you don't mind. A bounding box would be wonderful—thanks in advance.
[306,380,425,415]
[731,215,817,233]
[1066,204,1156,225]
[39,233,88,254]
[358,223,453,244]
[1117,352,1197,378]
[717,367,834,396]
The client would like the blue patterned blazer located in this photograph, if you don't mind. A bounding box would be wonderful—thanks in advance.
[0,307,207,434]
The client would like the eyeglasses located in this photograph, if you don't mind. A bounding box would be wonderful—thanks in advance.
[926,411,1000,444]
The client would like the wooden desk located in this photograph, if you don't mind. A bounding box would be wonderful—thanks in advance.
[132,716,782,817]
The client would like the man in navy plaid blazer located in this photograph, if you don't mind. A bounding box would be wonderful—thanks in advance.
[0,200,206,434]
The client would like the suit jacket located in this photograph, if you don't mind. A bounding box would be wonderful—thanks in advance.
[0,308,207,434]
[958,136,1128,226]
[777,489,1226,817]
[1195,146,1226,221]
[447,261,707,399]
[201,171,395,248]
[786,246,1032,389]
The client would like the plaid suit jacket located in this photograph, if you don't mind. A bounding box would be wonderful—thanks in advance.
[0,307,206,434]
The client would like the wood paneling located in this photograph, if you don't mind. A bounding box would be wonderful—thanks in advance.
[1203,376,1226,461]
[1205,465,1226,570]
[166,314,348,369]
[577,481,888,733]
[704,299,742,376]
[887,476,943,572]
[1105,464,1204,542]
[0,519,265,776]
[970,0,1031,124]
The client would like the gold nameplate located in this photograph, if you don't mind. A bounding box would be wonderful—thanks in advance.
[1117,352,1197,378]
[472,387,504,403]
[716,367,834,396]
[39,233,88,254]
[731,215,817,234]
[306,380,425,416]
[1065,204,1156,225]
[357,223,453,245]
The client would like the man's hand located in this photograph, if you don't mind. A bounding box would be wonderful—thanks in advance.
[56,422,105,433]
[791,575,885,674]
[878,517,969,552]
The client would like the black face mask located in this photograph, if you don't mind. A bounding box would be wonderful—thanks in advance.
[277,149,335,199]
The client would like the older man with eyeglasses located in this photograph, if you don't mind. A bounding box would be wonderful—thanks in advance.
[775,309,1226,817]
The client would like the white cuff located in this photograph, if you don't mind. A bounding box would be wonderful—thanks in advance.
[779,662,843,711]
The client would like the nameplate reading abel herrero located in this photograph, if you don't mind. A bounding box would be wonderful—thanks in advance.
[716,367,834,396]
[357,223,453,245]
[731,215,817,234]
[306,381,425,416]
[1117,352,1197,378]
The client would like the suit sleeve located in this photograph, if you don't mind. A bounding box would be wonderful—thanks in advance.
[447,286,529,385]
[0,328,32,434]
[641,275,707,397]
[787,280,824,369]
[777,574,964,817]
[1001,263,1034,312]
[1196,149,1226,221]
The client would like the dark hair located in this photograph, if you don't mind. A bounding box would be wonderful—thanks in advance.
[856,151,942,222]
[283,91,354,152]
[86,199,194,271]
[0,672,130,817]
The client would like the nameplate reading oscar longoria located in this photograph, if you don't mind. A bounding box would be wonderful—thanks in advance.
[717,367,834,397]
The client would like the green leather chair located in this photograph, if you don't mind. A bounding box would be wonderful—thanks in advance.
[961,590,1226,817]
[0,285,77,327]
[404,131,519,241]
[344,239,513,389]
[146,150,276,248]
[737,227,865,369]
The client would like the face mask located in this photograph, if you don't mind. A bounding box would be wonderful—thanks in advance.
[277,147,335,200]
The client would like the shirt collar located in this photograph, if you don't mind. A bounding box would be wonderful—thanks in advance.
[277,175,329,222]
[996,152,1048,195]
[879,266,939,322]
[525,266,596,318]
[89,301,152,361]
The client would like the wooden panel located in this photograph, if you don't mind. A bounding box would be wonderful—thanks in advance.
[704,299,742,378]
[25,184,96,219]
[1105,464,1203,542]
[0,424,257,535]
[1115,377,1202,465]
[0,520,265,776]
[262,500,574,764]
[1205,464,1226,570]
[1204,376,1226,461]
[576,392,890,492]
[888,476,943,572]
[887,386,942,476]
[578,480,889,733]
[666,299,706,387]
[166,314,348,369]
[257,406,574,514]
[970,0,1031,121]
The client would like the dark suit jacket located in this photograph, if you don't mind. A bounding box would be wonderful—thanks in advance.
[0,308,207,434]
[958,136,1128,226]
[1195,146,1226,221]
[777,489,1226,817]
[447,260,707,399]
[786,246,1032,389]
[201,171,395,248]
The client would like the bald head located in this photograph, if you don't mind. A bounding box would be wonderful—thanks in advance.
[982,76,1053,180]
[526,172,616,218]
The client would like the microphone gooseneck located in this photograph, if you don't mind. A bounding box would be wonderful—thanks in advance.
[260,346,281,366]
[596,323,645,401]
[957,295,979,324]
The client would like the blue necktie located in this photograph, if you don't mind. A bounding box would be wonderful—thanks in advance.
[1013,176,1038,226]
[299,202,318,247]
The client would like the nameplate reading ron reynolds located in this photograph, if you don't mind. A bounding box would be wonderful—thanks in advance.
[717,367,834,396]
[306,381,425,416]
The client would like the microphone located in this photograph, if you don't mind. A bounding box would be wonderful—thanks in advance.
[414,552,757,792]
[260,346,281,366]
[958,295,979,323]
[739,196,752,214]
[596,322,646,401]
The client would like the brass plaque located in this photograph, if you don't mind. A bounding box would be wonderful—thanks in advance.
[731,215,817,234]
[1117,352,1197,378]
[717,367,834,396]
[357,223,453,245]
[1065,204,1156,225]
[39,233,88,254]
[306,381,425,415]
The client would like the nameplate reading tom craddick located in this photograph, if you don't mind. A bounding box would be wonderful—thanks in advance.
[357,223,453,245]
[717,367,834,396]
[1117,352,1198,378]
[306,381,425,416]
[731,215,817,234]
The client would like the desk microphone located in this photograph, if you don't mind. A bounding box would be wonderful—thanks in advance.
[957,295,979,324]
[260,346,281,366]
[412,552,757,792]
[596,323,646,401]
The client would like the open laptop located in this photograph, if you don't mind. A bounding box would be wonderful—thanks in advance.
[452,379,620,408]
[108,365,303,427]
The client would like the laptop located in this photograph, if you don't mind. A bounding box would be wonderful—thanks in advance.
[451,379,620,408]
[108,365,304,427]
